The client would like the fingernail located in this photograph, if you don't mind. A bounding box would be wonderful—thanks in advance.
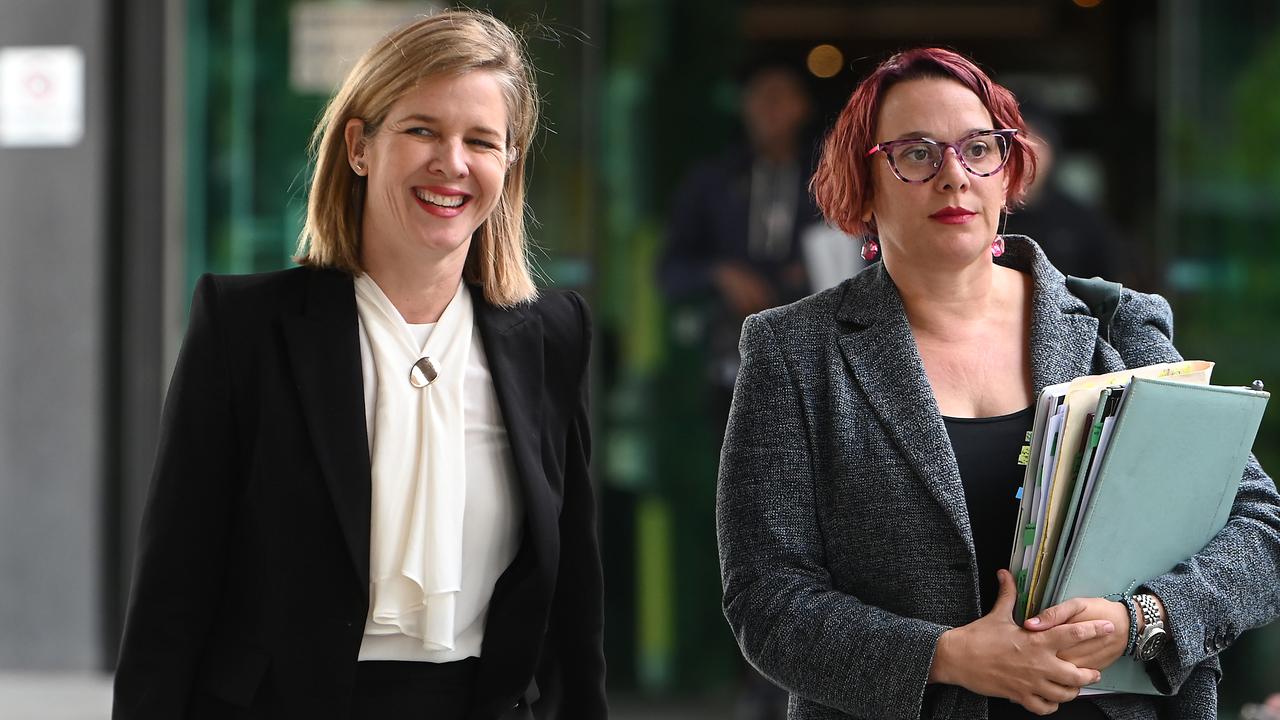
[1094,672,1102,683]
[1026,617,1041,627]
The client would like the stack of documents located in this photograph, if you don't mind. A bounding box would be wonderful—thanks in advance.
[1006,361,1269,693]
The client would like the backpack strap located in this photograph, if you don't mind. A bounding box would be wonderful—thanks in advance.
[1065,275,1123,345]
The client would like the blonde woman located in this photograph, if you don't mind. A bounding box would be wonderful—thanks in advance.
[113,11,605,719]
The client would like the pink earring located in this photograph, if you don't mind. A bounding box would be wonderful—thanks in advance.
[861,237,880,261]
[991,235,1005,258]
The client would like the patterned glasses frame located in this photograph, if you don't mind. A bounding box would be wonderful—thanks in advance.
[865,128,1020,184]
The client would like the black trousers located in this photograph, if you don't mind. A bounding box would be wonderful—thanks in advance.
[352,658,479,720]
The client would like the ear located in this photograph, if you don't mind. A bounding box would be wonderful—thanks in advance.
[344,118,368,175]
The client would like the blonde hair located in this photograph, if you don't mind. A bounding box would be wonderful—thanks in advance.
[296,9,540,306]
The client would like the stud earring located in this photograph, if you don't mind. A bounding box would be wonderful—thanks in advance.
[860,237,880,261]
[991,235,1005,258]
[354,161,365,175]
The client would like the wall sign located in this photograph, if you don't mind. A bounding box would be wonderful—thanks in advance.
[291,2,441,95]
[0,46,85,147]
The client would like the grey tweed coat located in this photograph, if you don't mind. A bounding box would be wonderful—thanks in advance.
[716,236,1280,720]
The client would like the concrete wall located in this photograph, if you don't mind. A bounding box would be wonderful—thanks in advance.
[0,0,109,670]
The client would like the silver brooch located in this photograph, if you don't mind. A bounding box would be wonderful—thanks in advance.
[409,357,439,388]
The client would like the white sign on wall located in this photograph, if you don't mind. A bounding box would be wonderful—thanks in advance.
[291,2,442,95]
[0,46,85,148]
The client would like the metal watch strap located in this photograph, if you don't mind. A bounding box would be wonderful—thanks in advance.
[1136,594,1161,630]
[1134,593,1169,661]
[1123,595,1140,656]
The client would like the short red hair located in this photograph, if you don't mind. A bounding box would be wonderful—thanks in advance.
[811,47,1038,238]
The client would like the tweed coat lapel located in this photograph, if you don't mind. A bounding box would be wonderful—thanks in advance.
[1005,237,1102,393]
[836,263,975,553]
[834,237,1101,556]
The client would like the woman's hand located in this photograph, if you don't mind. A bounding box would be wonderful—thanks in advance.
[1024,596,1132,671]
[930,570,1113,715]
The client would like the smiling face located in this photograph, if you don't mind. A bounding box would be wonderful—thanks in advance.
[347,71,511,270]
[864,77,1008,272]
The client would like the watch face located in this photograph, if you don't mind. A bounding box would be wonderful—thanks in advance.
[1138,627,1169,661]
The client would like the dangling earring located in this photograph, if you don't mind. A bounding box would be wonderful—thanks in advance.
[861,237,880,261]
[991,205,1010,258]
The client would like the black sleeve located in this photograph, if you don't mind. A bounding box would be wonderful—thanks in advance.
[113,274,239,719]
[547,290,607,718]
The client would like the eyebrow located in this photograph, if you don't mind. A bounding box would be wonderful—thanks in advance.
[396,113,505,140]
[892,127,992,141]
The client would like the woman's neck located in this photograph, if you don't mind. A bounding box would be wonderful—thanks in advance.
[361,245,468,324]
[887,254,1011,338]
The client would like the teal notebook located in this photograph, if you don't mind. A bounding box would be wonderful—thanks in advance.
[1046,377,1269,694]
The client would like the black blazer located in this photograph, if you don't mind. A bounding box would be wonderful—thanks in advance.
[113,267,606,720]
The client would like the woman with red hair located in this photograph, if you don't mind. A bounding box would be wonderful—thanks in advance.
[716,47,1280,719]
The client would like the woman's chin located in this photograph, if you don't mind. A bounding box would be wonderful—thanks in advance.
[891,234,990,268]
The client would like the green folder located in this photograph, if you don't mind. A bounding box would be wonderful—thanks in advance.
[1046,377,1269,694]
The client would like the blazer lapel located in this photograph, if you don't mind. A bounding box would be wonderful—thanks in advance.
[281,269,371,588]
[1002,235,1101,394]
[836,265,974,556]
[466,287,557,719]
[831,240,1102,612]
[470,286,554,576]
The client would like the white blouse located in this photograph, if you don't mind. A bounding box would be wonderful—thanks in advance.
[356,317,524,662]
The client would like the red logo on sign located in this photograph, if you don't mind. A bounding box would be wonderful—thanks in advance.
[24,72,52,98]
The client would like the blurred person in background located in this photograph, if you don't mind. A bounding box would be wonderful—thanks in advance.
[1004,105,1122,282]
[717,47,1280,719]
[658,58,821,720]
[658,59,822,425]
[112,10,605,720]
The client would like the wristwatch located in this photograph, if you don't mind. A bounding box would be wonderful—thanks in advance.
[1133,593,1169,661]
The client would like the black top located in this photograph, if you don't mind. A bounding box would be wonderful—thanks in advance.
[943,407,1034,613]
[944,407,1106,720]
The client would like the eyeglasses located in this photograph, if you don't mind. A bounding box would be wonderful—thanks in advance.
[866,129,1018,183]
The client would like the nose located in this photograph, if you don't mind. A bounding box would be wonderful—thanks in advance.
[933,146,969,192]
[428,139,468,179]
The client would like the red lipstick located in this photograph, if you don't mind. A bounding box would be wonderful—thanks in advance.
[423,185,468,197]
[929,206,977,225]
[413,186,472,218]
